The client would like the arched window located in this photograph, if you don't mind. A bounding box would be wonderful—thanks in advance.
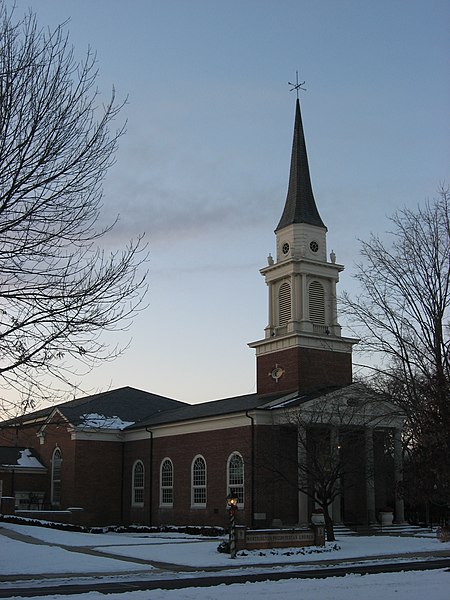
[132,460,145,507]
[160,458,173,506]
[309,280,325,324]
[227,452,244,506]
[51,448,62,506]
[278,281,291,326]
[191,455,207,506]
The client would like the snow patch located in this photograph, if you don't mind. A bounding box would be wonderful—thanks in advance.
[2,449,45,469]
[77,413,135,430]
[16,449,44,468]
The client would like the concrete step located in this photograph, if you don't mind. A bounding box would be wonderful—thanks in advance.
[334,523,435,537]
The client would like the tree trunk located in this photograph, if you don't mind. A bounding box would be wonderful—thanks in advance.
[323,504,335,542]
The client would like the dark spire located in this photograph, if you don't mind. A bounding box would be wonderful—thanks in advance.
[275,99,325,231]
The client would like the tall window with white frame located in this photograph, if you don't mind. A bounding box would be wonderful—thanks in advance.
[160,458,173,507]
[51,447,62,506]
[227,452,244,506]
[191,455,207,507]
[132,460,145,507]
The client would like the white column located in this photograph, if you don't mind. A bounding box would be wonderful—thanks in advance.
[291,273,298,321]
[268,283,274,329]
[330,428,342,524]
[300,274,313,332]
[394,428,405,523]
[365,428,376,523]
[297,425,308,525]
[288,273,297,333]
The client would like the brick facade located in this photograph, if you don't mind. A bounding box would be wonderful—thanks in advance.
[150,426,253,528]
[256,346,353,395]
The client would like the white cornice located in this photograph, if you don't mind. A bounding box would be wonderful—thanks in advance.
[249,332,358,354]
[261,259,344,278]
[69,412,275,442]
[123,410,275,441]
[0,466,47,474]
[37,408,71,438]
[70,430,125,442]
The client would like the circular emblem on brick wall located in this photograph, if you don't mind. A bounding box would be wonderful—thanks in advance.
[269,364,285,382]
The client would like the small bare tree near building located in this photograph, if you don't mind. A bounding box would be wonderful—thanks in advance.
[259,386,401,541]
[0,3,147,416]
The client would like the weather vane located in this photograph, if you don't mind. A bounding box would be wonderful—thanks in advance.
[288,71,306,99]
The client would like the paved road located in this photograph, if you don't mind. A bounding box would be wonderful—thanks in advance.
[1,525,449,597]
[1,557,449,598]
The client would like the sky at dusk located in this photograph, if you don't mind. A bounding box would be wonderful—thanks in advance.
[11,0,450,405]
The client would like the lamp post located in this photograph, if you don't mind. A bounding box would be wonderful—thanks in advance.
[226,492,239,558]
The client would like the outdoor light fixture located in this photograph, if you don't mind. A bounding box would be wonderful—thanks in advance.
[226,493,238,509]
[226,492,239,558]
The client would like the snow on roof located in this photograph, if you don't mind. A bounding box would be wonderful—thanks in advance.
[77,413,135,431]
[17,449,44,468]
[1,448,46,470]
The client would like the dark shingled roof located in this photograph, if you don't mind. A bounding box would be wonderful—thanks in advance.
[0,387,187,428]
[127,391,289,429]
[0,386,357,433]
[276,98,325,231]
[57,387,187,427]
[0,446,45,470]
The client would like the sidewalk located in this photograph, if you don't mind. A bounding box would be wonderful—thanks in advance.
[1,523,449,585]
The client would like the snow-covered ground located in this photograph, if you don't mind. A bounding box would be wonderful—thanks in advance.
[0,521,448,599]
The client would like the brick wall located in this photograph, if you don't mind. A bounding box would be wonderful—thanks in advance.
[38,418,76,510]
[72,439,124,525]
[256,346,352,395]
[253,424,299,527]
[0,416,76,510]
[148,426,253,528]
[0,471,47,498]
[123,438,151,525]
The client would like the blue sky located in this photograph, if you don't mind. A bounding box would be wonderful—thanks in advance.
[13,0,449,403]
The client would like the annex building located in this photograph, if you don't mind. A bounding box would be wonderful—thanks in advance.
[0,99,404,528]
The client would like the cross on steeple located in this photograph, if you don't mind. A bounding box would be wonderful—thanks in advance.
[288,71,306,99]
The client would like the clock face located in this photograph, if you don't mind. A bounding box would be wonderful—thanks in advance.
[282,242,290,255]
[310,240,319,253]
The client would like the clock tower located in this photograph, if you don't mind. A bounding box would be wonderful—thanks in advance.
[249,98,358,395]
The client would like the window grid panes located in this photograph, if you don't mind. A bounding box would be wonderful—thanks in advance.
[132,461,144,506]
[228,453,244,505]
[51,448,62,505]
[192,456,206,506]
[160,459,173,506]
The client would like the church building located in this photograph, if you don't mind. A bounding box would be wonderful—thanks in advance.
[0,98,404,528]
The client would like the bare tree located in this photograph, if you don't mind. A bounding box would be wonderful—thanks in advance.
[341,187,450,511]
[0,3,147,415]
[258,386,402,541]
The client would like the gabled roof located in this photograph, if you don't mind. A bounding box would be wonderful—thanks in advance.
[1,387,187,429]
[126,386,362,431]
[262,386,348,410]
[58,387,186,428]
[276,98,325,231]
[262,383,405,429]
[128,391,289,429]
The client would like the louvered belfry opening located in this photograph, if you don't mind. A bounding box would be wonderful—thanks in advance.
[278,281,291,325]
[309,280,325,324]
